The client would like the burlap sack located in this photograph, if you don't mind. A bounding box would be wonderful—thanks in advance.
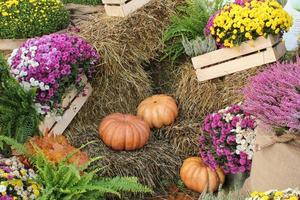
[242,123,300,193]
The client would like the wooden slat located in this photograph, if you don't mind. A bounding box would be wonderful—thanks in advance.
[104,5,125,17]
[195,44,282,82]
[50,83,93,135]
[104,0,151,17]
[103,0,126,4]
[61,75,88,108]
[122,0,151,16]
[0,39,26,51]
[274,41,287,59]
[39,77,92,135]
[192,35,279,70]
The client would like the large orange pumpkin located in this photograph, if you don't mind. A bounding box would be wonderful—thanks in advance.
[137,94,178,128]
[98,113,150,151]
[180,157,225,193]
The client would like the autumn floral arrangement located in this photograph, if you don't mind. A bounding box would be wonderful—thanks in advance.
[243,57,300,132]
[199,104,256,174]
[205,0,292,47]
[0,0,70,39]
[0,155,41,199]
[246,188,300,200]
[8,33,99,115]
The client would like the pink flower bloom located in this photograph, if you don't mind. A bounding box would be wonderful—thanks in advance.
[199,105,256,174]
[243,58,300,131]
[9,33,100,114]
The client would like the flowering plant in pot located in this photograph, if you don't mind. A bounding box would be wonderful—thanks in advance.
[8,33,99,115]
[205,0,292,48]
[199,104,256,185]
[241,58,300,192]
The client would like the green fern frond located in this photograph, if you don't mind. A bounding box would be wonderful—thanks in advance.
[0,54,41,153]
[163,0,227,61]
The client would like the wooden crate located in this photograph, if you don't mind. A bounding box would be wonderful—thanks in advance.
[191,35,286,82]
[103,0,151,17]
[39,76,92,135]
[0,39,26,51]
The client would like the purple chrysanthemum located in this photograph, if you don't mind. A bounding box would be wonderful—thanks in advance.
[199,105,256,174]
[8,33,100,114]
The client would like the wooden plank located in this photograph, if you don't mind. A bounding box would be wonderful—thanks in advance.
[39,116,56,134]
[39,76,90,134]
[195,47,278,82]
[191,35,279,70]
[122,0,151,16]
[50,83,93,135]
[103,0,126,4]
[61,75,88,108]
[0,39,26,51]
[104,0,150,17]
[274,41,286,60]
[104,4,125,17]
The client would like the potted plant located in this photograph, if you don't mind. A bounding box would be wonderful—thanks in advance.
[192,0,292,82]
[199,104,256,189]
[7,33,100,135]
[242,57,300,192]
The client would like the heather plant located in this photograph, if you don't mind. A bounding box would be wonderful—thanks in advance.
[8,33,99,115]
[243,58,300,132]
[199,105,256,174]
[0,0,70,39]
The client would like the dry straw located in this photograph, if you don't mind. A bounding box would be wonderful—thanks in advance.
[66,0,180,195]
[158,61,264,156]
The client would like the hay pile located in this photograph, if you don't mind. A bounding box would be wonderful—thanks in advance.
[156,61,264,156]
[70,0,176,130]
[66,0,181,194]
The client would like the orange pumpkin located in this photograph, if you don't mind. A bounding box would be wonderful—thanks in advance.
[99,113,150,151]
[137,94,178,128]
[180,157,225,193]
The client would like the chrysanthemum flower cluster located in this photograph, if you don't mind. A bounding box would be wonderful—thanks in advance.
[247,188,300,200]
[199,105,256,174]
[243,58,300,132]
[206,0,292,48]
[0,0,70,39]
[8,33,99,115]
[0,156,41,200]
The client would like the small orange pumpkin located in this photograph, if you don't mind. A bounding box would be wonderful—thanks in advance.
[137,94,178,128]
[99,113,150,151]
[180,157,225,193]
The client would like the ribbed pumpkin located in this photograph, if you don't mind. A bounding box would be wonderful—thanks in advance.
[137,94,178,128]
[98,113,150,151]
[180,157,225,193]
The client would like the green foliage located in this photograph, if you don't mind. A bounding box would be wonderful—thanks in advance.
[182,36,217,57]
[0,54,41,153]
[0,0,70,39]
[163,0,225,61]
[0,136,153,200]
[62,0,102,5]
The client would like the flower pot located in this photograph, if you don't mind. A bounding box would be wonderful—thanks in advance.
[242,123,300,192]
[225,173,249,190]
